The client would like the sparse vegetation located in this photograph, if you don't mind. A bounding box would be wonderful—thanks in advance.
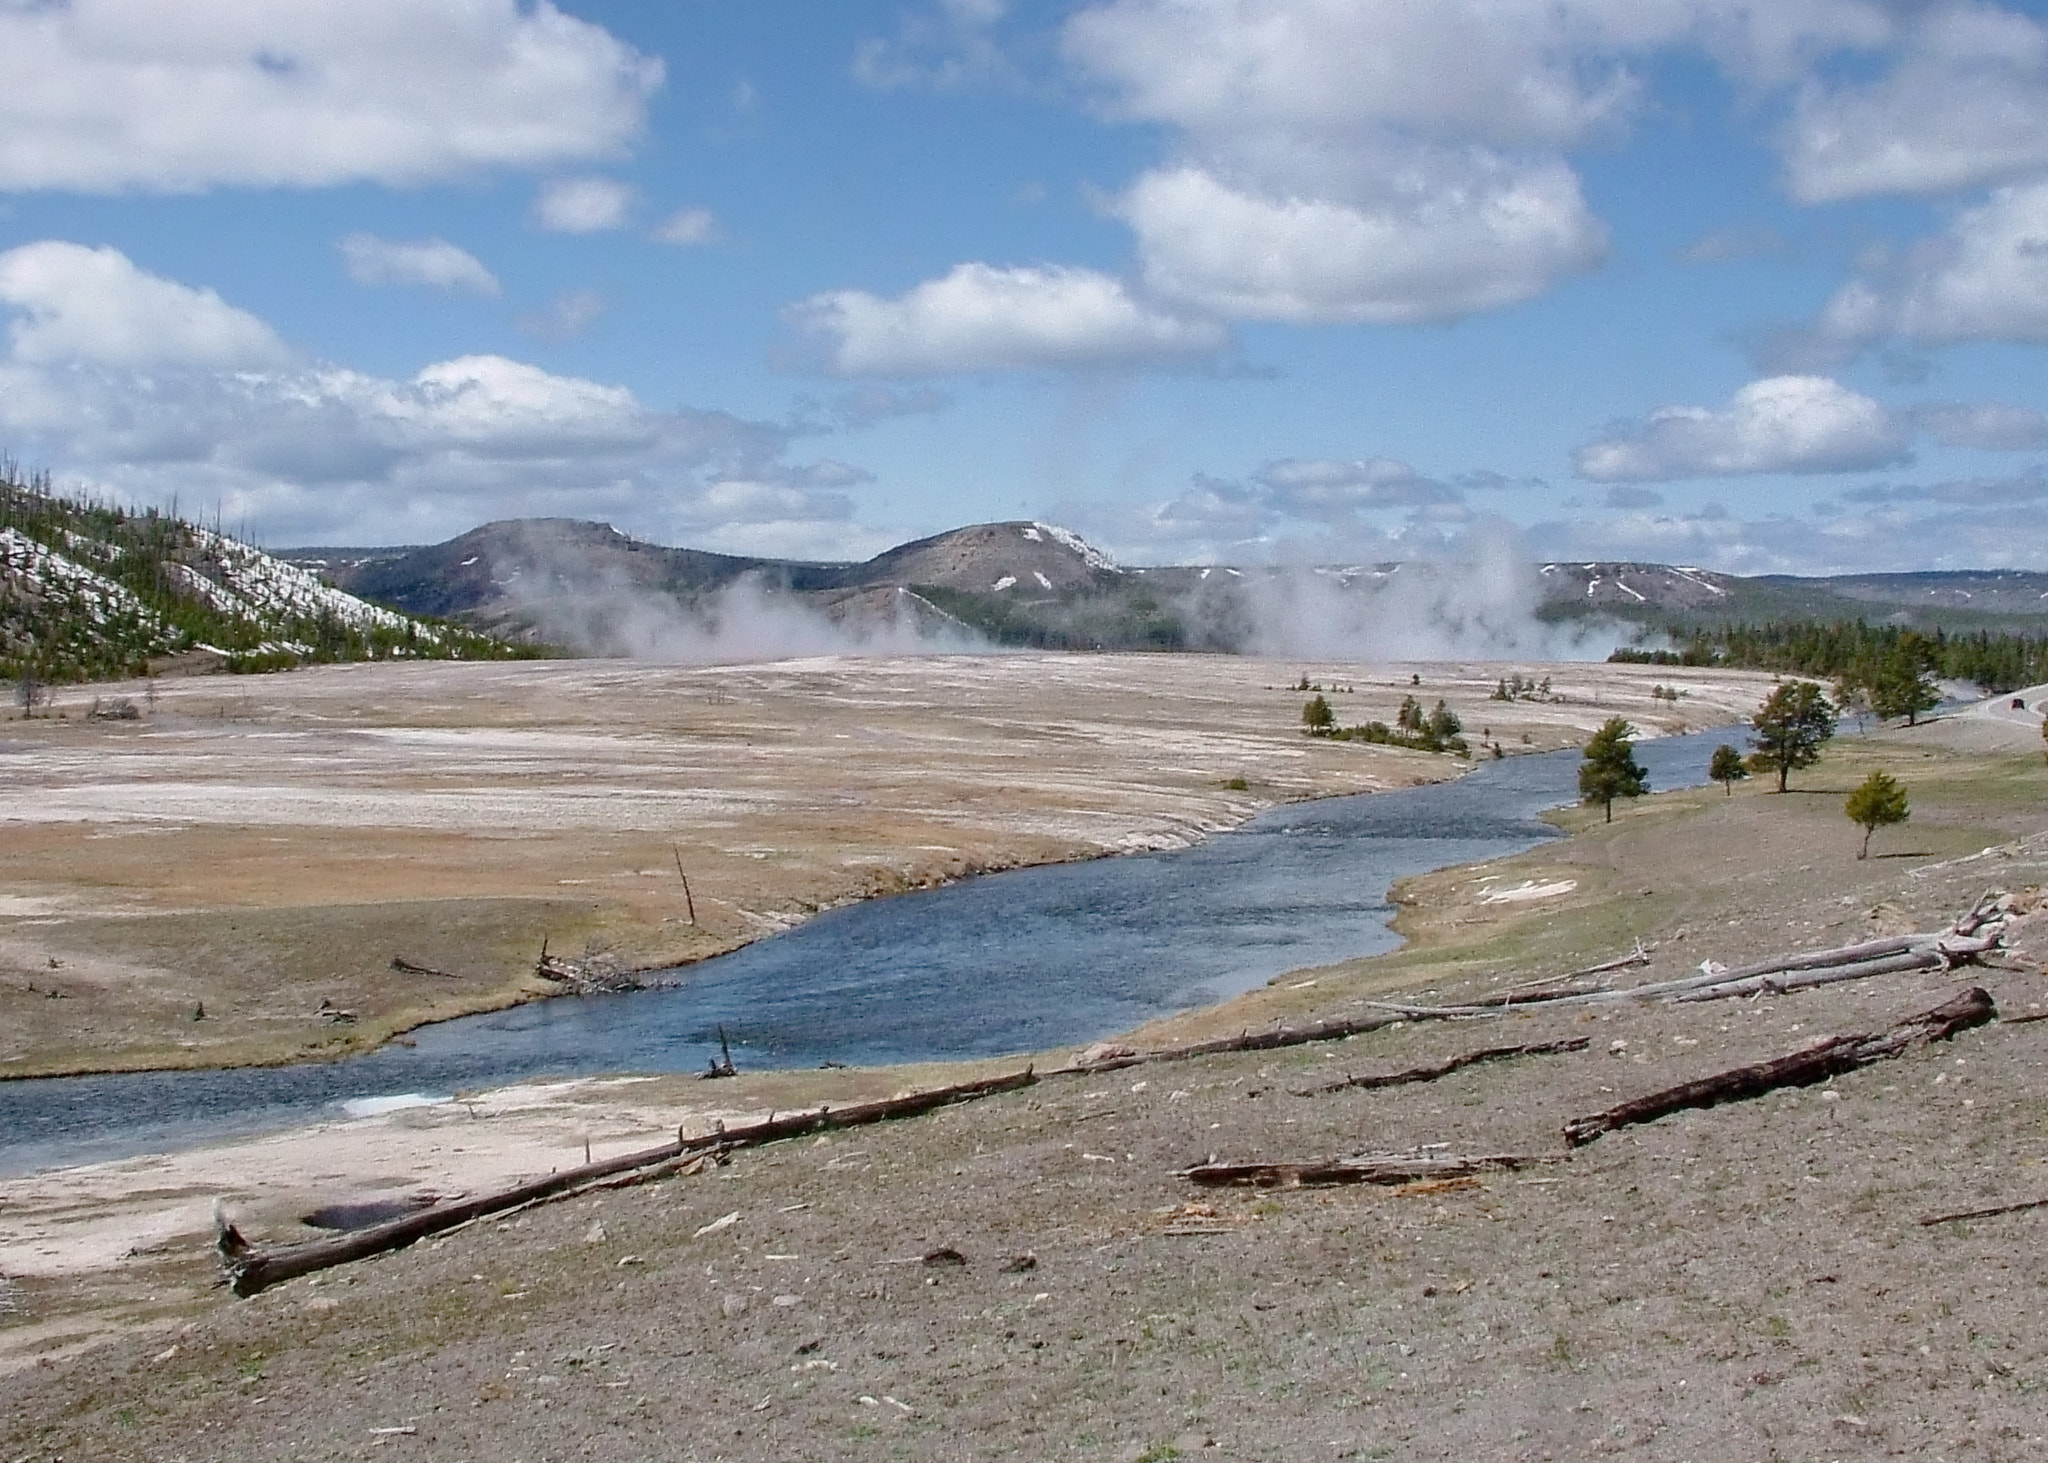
[1308,693,1467,754]
[1708,743,1748,796]
[1844,770,1910,859]
[1747,680,1837,792]
[1490,672,1552,701]
[1578,717,1647,822]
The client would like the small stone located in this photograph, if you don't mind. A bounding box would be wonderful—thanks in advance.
[582,1223,607,1245]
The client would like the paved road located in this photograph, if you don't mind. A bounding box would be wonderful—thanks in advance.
[1954,681,2048,747]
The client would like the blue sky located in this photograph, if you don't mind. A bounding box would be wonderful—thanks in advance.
[3,0,2047,574]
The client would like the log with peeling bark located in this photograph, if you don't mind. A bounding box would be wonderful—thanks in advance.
[1178,1152,1562,1189]
[1050,1012,1408,1076]
[1289,1037,1590,1097]
[219,1067,1037,1297]
[1561,987,1995,1147]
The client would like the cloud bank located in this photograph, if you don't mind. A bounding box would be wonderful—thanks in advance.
[0,241,880,556]
[0,0,659,193]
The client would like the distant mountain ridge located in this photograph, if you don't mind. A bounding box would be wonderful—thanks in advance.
[287,518,1143,651]
[279,522,2048,656]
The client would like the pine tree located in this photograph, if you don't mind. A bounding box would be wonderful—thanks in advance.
[1749,681,1836,792]
[1301,694,1334,735]
[1579,717,1648,823]
[1708,743,1747,795]
[1844,771,1909,859]
[1870,655,1941,726]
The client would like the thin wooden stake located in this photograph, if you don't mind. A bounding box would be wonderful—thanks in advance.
[673,845,697,924]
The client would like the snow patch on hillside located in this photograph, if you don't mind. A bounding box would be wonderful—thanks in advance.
[1,528,171,641]
[1031,523,1119,573]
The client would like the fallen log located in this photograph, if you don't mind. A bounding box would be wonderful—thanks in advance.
[1561,987,1996,1147]
[1364,921,2004,1021]
[1289,1037,1589,1097]
[1179,1152,1562,1189]
[390,957,457,978]
[1918,1196,2048,1227]
[1671,948,1948,1003]
[1050,1012,1408,1076]
[1479,943,1653,1006]
[219,1067,1037,1297]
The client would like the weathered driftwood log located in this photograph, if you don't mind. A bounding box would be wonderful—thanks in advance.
[220,1067,1037,1297]
[1050,1012,1408,1076]
[1561,987,1995,1147]
[1475,943,1652,1006]
[1367,899,2009,1021]
[1918,1195,2048,1227]
[390,957,458,977]
[1289,1037,1589,1097]
[1179,1152,1562,1189]
[1669,947,1951,1002]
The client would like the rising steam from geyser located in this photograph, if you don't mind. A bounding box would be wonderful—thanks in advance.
[1212,524,1616,662]
[495,519,1614,664]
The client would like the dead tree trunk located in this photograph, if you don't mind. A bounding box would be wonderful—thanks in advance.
[1050,1012,1410,1076]
[1179,1152,1562,1189]
[1289,1037,1589,1097]
[220,1067,1037,1296]
[1562,987,1994,1147]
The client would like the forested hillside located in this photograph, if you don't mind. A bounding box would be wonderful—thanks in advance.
[1611,620,2048,695]
[1,465,521,686]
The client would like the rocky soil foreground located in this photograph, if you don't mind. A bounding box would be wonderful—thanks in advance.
[0,696,2043,1460]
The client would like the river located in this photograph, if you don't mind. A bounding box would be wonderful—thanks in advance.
[0,728,1737,1175]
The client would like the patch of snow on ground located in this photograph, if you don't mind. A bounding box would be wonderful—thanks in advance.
[1031,522,1119,573]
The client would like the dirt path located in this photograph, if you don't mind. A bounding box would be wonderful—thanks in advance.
[3,697,2044,1459]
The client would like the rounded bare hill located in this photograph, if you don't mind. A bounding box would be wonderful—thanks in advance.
[848,521,1120,597]
[299,518,1125,647]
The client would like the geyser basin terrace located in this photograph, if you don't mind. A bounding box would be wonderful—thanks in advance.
[0,653,1778,1084]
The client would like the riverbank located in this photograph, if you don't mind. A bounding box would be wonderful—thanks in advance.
[0,655,1776,1079]
[4,706,2042,1459]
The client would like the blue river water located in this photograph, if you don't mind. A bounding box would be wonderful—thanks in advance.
[0,729,1736,1175]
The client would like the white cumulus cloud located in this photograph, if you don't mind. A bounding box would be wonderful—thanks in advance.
[535,176,635,233]
[786,262,1225,375]
[0,243,871,550]
[1574,376,1913,481]
[1122,161,1605,324]
[1809,183,2048,355]
[0,0,660,193]
[339,235,500,295]
[1784,3,2048,203]
[0,240,288,368]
